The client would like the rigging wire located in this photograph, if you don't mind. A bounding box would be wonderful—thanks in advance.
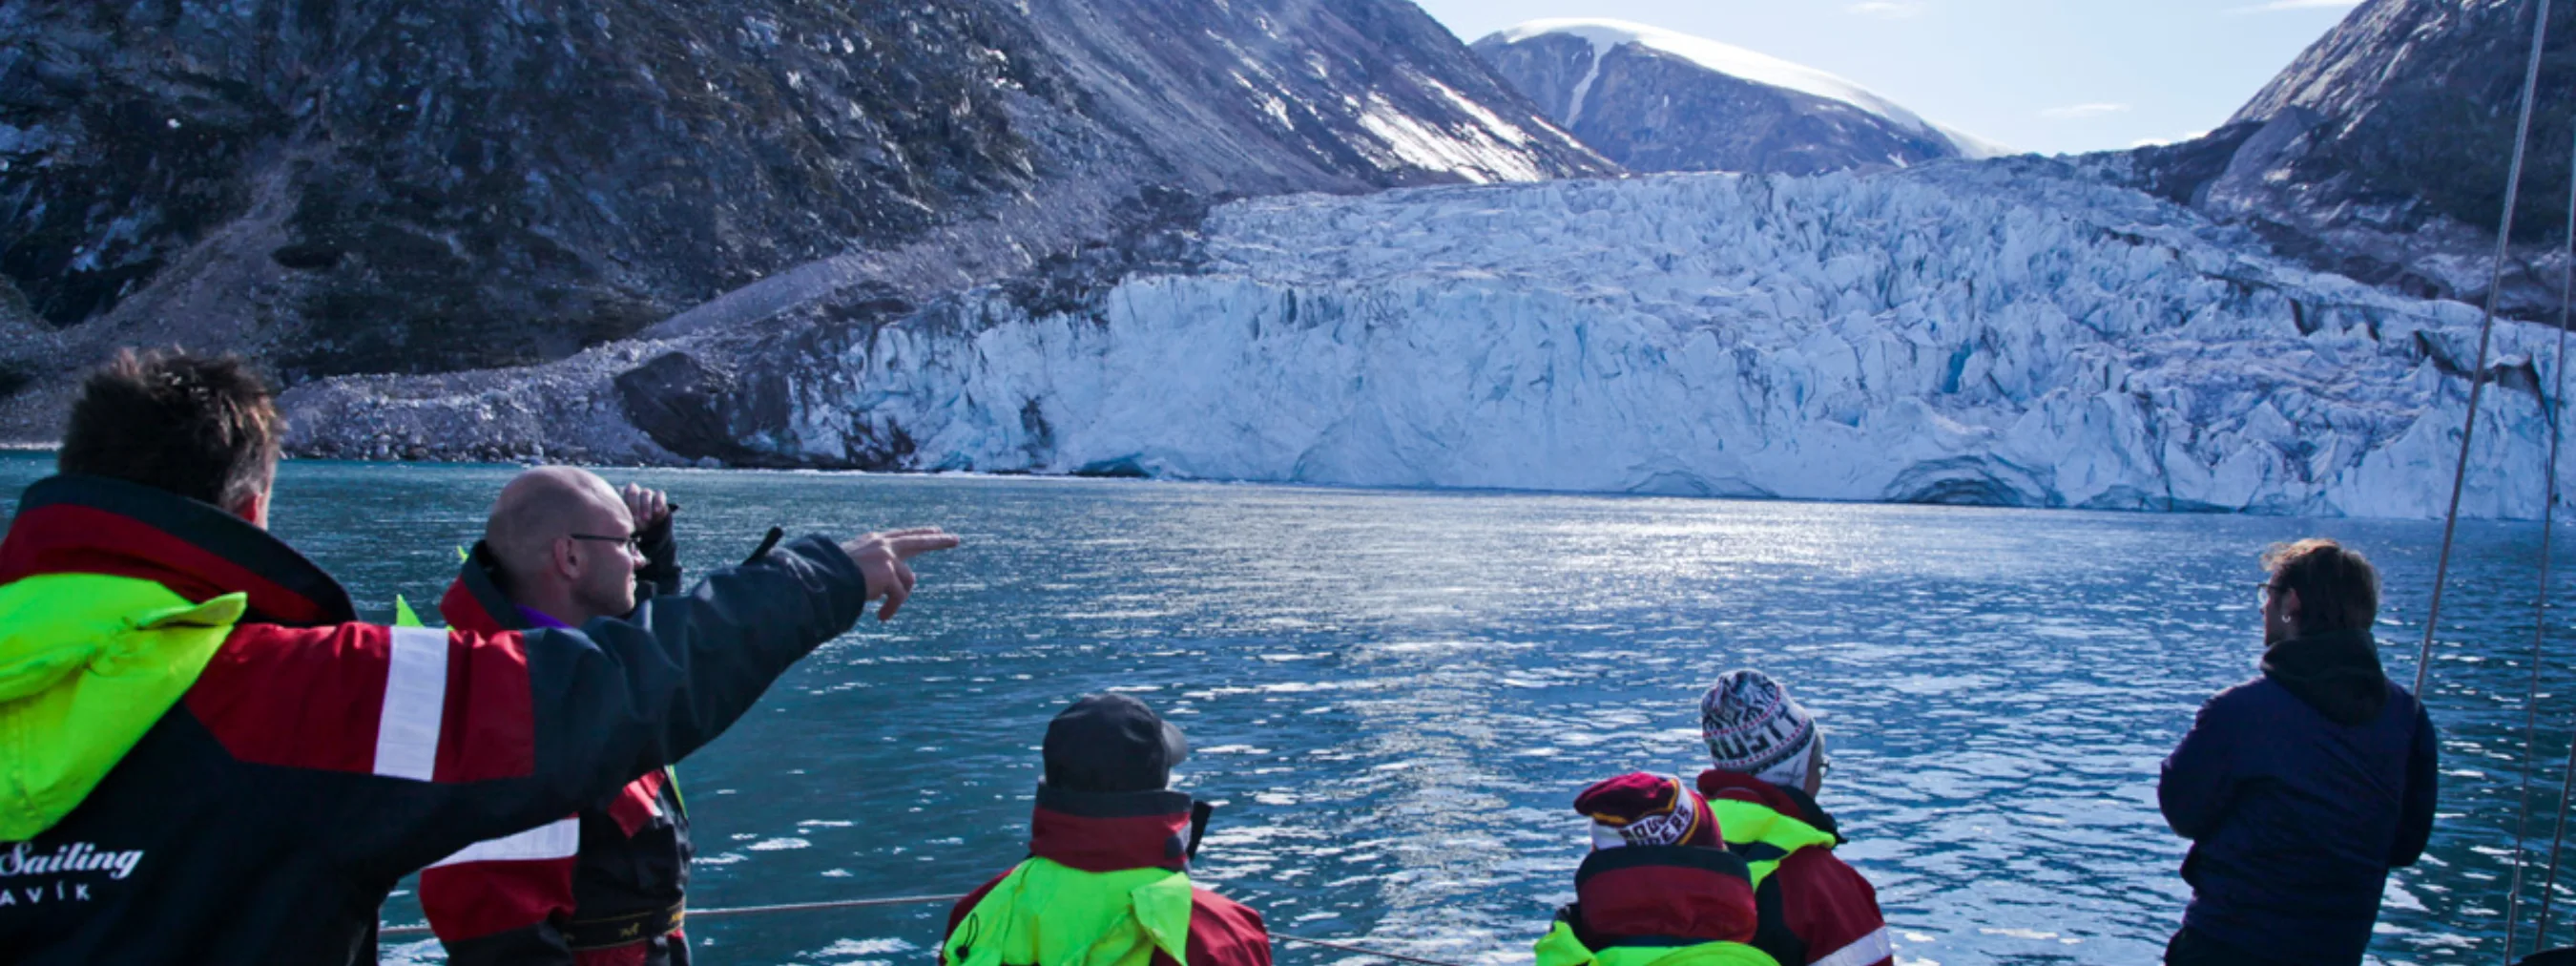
[2504,118,2576,966]
[2418,0,2560,699]
[2528,126,2576,954]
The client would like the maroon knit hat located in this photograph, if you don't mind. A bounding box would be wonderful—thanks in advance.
[1574,772,1721,850]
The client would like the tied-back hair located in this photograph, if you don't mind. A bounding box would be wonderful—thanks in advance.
[59,348,284,510]
[2261,538,2380,638]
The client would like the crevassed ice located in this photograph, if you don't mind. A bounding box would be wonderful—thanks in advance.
[779,162,2565,520]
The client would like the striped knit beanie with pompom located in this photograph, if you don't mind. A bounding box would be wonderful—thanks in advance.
[1574,772,1721,850]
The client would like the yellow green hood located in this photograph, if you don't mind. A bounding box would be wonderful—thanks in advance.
[0,574,243,839]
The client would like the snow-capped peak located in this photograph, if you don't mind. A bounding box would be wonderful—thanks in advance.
[1490,18,2007,159]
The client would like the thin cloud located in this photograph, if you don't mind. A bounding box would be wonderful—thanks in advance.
[1848,1,1926,19]
[2228,0,2360,13]
[2042,103,2132,121]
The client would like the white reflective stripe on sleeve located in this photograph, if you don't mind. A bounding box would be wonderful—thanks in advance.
[427,818,582,868]
[1809,927,1894,966]
[372,625,450,781]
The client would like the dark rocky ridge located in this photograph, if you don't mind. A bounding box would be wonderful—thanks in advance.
[1471,26,1965,176]
[0,0,1606,445]
[2111,0,2575,321]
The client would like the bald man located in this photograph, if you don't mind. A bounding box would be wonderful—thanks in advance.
[418,469,693,965]
[414,467,950,966]
[481,468,679,629]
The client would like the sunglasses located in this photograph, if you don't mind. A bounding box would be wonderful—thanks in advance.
[569,532,645,552]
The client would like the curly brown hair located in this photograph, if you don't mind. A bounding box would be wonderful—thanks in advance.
[2261,538,2380,638]
[59,348,283,511]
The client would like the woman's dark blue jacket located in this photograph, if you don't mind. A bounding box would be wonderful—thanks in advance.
[2158,629,2438,966]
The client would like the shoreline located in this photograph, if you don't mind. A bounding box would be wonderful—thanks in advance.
[231,452,2507,524]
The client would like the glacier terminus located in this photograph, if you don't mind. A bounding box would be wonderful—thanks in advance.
[683,158,2566,520]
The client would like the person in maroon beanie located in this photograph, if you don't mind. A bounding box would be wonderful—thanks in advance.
[1534,773,1777,966]
[1696,671,1892,966]
[941,694,1270,966]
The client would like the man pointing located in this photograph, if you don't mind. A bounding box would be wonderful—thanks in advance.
[0,348,957,965]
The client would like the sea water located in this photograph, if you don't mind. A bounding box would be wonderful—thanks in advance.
[1,451,2566,966]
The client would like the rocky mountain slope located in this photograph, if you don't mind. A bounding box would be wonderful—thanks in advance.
[0,0,1606,440]
[2111,0,2573,320]
[297,160,2562,519]
[1470,19,2002,176]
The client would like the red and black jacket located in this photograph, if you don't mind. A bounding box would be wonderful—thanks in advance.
[0,474,871,966]
[422,533,696,966]
[1557,844,1764,951]
[1694,771,1893,966]
[944,786,1272,966]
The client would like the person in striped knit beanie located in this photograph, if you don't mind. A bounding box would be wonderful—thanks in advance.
[1694,671,1892,966]
[1701,670,1822,794]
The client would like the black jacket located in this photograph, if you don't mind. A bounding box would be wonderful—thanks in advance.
[2159,629,2438,966]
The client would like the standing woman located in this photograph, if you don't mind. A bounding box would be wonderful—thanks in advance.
[2159,539,2438,966]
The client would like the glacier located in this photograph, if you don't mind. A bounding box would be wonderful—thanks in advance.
[716,158,2567,520]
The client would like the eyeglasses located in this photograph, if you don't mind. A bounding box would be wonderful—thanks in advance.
[2254,581,2285,608]
[569,532,644,552]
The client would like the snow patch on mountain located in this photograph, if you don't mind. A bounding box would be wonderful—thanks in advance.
[1491,18,2005,159]
[662,159,2563,520]
[1353,88,1548,184]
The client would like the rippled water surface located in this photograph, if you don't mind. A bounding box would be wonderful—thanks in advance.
[6,452,2574,965]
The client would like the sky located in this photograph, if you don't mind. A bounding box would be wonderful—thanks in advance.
[1409,0,2366,157]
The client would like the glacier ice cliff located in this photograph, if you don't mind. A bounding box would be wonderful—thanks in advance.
[581,158,2557,520]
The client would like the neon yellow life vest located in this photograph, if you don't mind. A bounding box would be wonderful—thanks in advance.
[0,574,247,839]
[943,857,1195,966]
[1711,799,1839,886]
[1533,919,1781,966]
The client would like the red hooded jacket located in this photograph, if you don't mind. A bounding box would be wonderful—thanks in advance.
[1696,770,1892,966]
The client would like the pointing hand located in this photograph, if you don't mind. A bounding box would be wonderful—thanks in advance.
[839,527,961,620]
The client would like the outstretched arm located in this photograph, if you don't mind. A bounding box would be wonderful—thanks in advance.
[196,528,959,885]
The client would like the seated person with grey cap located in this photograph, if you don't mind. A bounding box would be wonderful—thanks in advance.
[942,694,1272,966]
